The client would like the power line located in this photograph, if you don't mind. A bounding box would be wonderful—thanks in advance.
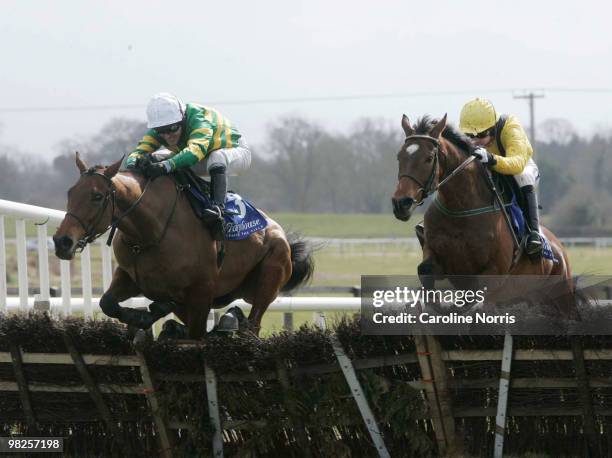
[1,87,611,114]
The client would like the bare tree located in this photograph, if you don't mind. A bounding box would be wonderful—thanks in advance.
[538,118,578,146]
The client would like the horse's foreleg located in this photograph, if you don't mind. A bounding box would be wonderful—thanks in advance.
[101,268,172,329]
[100,267,141,319]
[418,257,444,290]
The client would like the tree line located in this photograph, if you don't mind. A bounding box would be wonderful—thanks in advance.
[1,116,611,235]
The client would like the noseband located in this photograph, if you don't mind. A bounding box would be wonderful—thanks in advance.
[398,134,441,206]
[65,169,117,252]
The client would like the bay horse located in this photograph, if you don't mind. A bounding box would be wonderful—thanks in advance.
[391,114,577,318]
[53,154,314,339]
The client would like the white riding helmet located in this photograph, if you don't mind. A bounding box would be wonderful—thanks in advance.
[146,92,186,128]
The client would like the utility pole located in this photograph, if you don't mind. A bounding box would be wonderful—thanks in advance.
[513,91,544,145]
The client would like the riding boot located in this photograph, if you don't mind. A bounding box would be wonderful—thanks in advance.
[201,165,227,241]
[522,184,543,256]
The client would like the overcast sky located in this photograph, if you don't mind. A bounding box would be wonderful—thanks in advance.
[1,0,611,162]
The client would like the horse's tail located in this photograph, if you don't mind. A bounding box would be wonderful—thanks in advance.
[282,234,315,293]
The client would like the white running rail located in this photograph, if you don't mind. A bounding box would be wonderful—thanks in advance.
[2,198,610,321]
[0,199,360,323]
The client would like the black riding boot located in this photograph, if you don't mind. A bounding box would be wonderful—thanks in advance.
[522,185,543,257]
[202,165,227,241]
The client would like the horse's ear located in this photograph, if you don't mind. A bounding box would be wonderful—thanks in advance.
[75,152,88,173]
[401,114,414,137]
[429,113,447,139]
[104,155,124,179]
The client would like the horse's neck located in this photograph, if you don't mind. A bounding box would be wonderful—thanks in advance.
[112,174,172,243]
[437,148,492,212]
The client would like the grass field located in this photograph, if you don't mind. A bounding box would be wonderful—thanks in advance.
[3,212,612,288]
[3,212,612,334]
[1,212,420,239]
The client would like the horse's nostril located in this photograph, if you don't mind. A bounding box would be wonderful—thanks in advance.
[55,235,73,251]
[400,197,414,208]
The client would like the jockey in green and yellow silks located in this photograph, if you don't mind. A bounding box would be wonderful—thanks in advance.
[126,93,251,240]
[459,97,543,257]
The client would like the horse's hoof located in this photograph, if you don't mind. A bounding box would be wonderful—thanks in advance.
[159,319,188,340]
[149,301,175,319]
[215,314,239,332]
[214,306,247,333]
[133,329,150,349]
[121,308,155,330]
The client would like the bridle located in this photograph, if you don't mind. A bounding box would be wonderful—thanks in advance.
[65,169,117,252]
[397,134,441,207]
[65,168,152,252]
[396,134,479,213]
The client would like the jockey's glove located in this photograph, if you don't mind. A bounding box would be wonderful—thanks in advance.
[472,148,497,168]
[144,160,173,178]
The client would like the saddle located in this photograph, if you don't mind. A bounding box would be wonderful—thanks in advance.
[173,168,268,241]
[173,168,213,219]
[491,174,555,262]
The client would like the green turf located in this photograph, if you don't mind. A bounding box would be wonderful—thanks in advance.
[1,216,55,238]
[269,212,420,238]
[310,244,612,288]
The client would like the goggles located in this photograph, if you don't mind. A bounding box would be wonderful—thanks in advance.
[155,122,182,135]
[466,127,494,139]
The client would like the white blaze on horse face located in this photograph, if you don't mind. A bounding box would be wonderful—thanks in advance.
[406,144,420,155]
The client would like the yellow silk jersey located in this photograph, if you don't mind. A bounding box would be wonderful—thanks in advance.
[485,114,533,175]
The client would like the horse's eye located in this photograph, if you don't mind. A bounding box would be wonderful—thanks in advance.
[425,154,434,163]
[92,193,104,202]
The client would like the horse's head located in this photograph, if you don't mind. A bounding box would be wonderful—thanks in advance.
[53,153,122,260]
[392,114,447,221]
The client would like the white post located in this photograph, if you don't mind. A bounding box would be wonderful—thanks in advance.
[60,260,71,315]
[206,310,215,332]
[36,224,50,302]
[204,364,224,457]
[494,333,514,458]
[100,240,113,291]
[330,332,390,458]
[81,245,93,318]
[15,219,28,311]
[0,215,6,311]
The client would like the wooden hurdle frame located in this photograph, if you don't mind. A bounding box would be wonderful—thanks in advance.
[2,342,612,456]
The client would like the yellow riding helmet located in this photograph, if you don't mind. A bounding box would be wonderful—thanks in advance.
[459,98,498,135]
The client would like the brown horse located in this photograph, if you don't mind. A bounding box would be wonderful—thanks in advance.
[53,154,314,339]
[391,114,577,317]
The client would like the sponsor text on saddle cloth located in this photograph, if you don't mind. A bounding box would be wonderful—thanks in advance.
[185,180,267,240]
[223,194,268,240]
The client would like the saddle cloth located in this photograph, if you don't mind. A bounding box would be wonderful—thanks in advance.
[507,194,556,262]
[176,170,268,240]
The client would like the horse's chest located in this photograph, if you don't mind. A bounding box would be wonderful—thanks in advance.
[115,248,199,298]
[427,226,494,272]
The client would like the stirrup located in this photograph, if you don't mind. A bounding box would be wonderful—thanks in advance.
[201,205,223,222]
[525,231,543,255]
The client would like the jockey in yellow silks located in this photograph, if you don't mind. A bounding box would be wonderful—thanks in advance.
[459,97,543,257]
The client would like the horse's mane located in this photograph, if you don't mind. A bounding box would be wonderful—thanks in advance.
[414,116,475,153]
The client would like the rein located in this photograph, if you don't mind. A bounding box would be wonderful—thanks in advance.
[399,133,521,254]
[120,181,184,254]
[67,169,180,253]
[398,134,476,210]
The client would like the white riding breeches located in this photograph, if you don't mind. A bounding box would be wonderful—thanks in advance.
[514,158,539,188]
[194,137,251,177]
[152,137,252,177]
